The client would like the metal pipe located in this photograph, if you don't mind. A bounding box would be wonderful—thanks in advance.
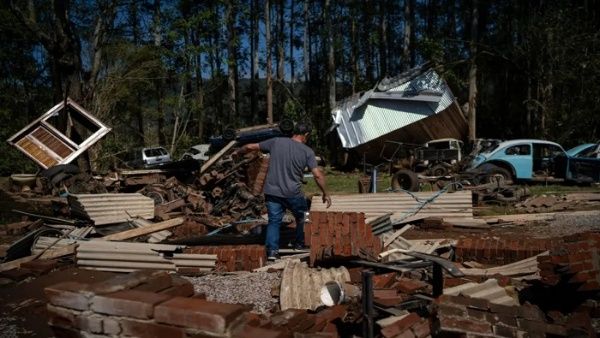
[362,270,374,338]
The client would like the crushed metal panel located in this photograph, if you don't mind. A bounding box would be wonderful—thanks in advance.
[331,67,463,150]
[7,98,111,169]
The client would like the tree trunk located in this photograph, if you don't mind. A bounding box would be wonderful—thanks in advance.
[351,1,359,93]
[153,0,166,146]
[265,0,273,123]
[277,0,285,81]
[226,0,237,124]
[325,0,336,110]
[403,0,412,70]
[303,0,310,83]
[467,0,478,142]
[379,0,388,78]
[289,0,295,85]
[250,0,259,119]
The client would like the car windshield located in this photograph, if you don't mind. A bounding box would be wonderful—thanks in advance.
[144,148,167,157]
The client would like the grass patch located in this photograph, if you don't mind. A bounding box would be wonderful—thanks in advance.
[303,170,392,195]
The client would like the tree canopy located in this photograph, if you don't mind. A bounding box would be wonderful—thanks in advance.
[1,0,599,174]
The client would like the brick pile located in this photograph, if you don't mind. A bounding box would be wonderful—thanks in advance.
[185,245,265,272]
[537,232,600,291]
[435,294,582,337]
[379,313,430,338]
[305,211,382,265]
[371,272,430,307]
[455,237,562,265]
[246,154,269,195]
[44,270,348,338]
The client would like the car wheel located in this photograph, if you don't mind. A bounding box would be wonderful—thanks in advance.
[430,164,448,177]
[485,165,513,185]
[391,169,419,192]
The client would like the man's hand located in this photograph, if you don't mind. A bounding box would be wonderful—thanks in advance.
[322,194,332,208]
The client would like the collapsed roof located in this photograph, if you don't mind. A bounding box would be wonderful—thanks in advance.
[331,65,467,158]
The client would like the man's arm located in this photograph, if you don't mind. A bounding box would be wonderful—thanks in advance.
[234,143,260,155]
[311,167,331,208]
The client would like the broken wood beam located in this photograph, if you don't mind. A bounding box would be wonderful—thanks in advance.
[100,217,184,241]
[200,140,237,174]
[0,244,77,272]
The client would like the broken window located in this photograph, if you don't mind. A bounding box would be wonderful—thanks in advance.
[6,98,111,169]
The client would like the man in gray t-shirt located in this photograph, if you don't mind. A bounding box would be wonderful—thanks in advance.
[235,122,331,260]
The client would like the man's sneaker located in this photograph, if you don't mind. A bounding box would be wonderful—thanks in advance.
[267,250,280,261]
[293,244,309,251]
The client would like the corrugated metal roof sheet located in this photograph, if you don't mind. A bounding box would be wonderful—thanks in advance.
[332,68,456,149]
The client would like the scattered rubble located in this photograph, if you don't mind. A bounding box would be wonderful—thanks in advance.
[2,102,600,337]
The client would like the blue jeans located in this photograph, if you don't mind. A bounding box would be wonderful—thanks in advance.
[265,194,308,252]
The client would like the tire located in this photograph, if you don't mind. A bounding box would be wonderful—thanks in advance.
[222,127,237,141]
[430,164,448,177]
[278,119,294,133]
[485,165,513,185]
[391,169,419,192]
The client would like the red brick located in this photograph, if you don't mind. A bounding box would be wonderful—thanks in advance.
[47,304,104,333]
[394,278,428,294]
[372,272,397,288]
[155,297,246,334]
[159,278,195,297]
[493,324,518,337]
[437,303,467,317]
[103,317,121,335]
[120,318,186,338]
[235,324,287,338]
[439,317,492,335]
[373,288,398,298]
[517,319,567,335]
[91,289,171,319]
[44,281,92,311]
[0,268,35,281]
[132,273,173,292]
[313,305,347,327]
[410,319,430,338]
[374,295,405,307]
[380,313,420,338]
[90,270,170,294]
[20,259,58,275]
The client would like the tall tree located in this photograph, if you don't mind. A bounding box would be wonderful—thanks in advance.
[467,0,479,141]
[250,0,259,118]
[402,0,413,70]
[325,0,335,110]
[265,0,273,123]
[226,0,238,124]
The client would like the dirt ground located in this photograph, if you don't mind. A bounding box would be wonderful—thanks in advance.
[0,267,116,338]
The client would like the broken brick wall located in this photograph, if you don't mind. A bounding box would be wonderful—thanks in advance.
[44,270,343,338]
[306,211,382,265]
[455,237,563,265]
[185,245,265,272]
[538,232,600,292]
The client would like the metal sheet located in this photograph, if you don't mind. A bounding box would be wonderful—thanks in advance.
[332,68,458,149]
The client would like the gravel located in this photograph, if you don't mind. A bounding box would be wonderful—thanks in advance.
[520,211,600,238]
[183,271,281,314]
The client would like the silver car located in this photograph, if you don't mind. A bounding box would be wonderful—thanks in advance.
[123,147,172,168]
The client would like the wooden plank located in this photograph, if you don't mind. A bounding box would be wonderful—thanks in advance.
[100,217,184,241]
[200,140,237,174]
[0,244,77,272]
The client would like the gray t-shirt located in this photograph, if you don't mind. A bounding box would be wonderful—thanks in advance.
[259,137,318,198]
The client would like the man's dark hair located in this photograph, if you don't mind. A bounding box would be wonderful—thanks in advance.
[294,122,312,135]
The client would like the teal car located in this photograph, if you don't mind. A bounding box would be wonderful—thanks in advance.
[470,139,600,184]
